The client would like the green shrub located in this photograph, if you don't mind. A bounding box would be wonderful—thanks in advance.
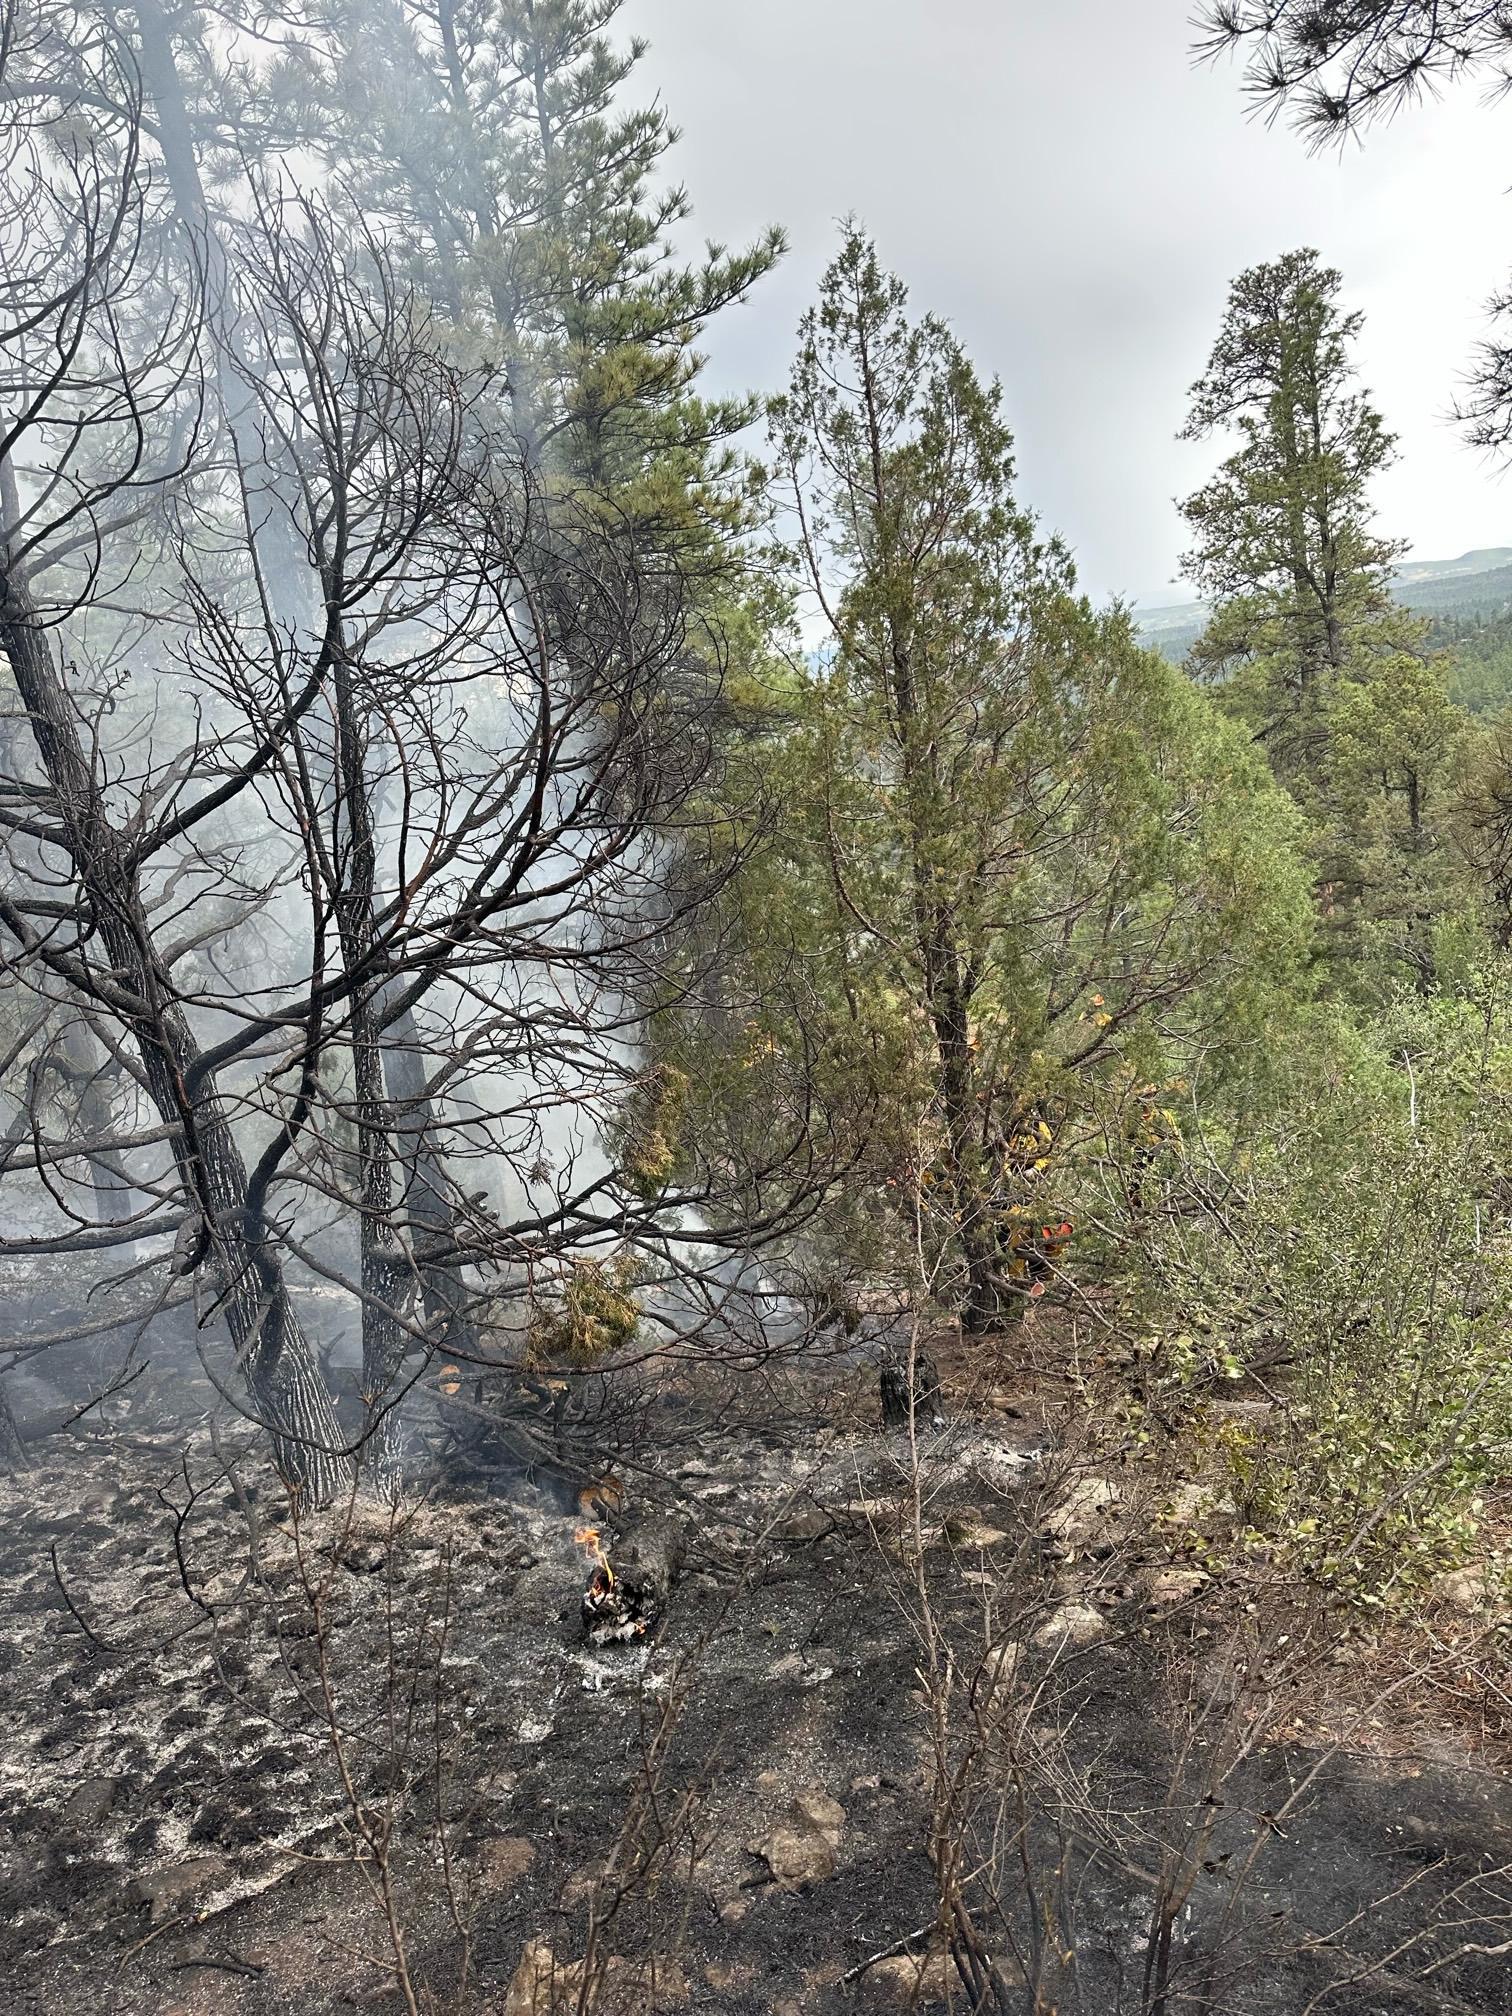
[1119,988,1512,1603]
[527,1254,644,1368]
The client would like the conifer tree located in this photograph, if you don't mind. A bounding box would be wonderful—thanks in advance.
[1179,250,1414,765]
[272,0,782,517]
[735,231,1309,1330]
[1199,6,1512,452]
[1182,249,1472,991]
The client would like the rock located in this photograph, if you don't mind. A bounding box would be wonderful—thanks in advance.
[978,1640,1021,1697]
[790,1787,846,1842]
[265,1604,317,1641]
[971,1442,1040,1493]
[1044,1476,1119,1547]
[560,1862,602,1909]
[755,1786,846,1888]
[504,1940,687,2014]
[126,1855,229,1924]
[477,1835,536,1892]
[504,1942,573,2016]
[759,1818,837,1888]
[1433,1565,1492,1613]
[945,1514,1010,1548]
[59,1774,122,1830]
[1146,1568,1207,1609]
[768,1650,833,1685]
[860,1948,953,2008]
[339,1540,387,1574]
[703,1961,752,1991]
[1033,1600,1106,1651]
[1160,1482,1236,1528]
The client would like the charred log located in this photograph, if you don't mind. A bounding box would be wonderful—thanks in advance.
[879,1345,942,1429]
[0,1379,24,1469]
[581,1514,685,1646]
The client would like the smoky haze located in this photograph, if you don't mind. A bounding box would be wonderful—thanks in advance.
[629,0,1512,606]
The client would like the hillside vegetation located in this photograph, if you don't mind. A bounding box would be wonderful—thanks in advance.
[0,7,1510,2012]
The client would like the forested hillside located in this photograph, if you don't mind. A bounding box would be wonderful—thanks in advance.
[1139,544,1512,671]
[0,5,1508,2013]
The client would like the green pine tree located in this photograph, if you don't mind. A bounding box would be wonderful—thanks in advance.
[1182,249,1476,992]
[683,232,1312,1331]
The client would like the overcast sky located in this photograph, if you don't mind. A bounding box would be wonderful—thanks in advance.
[628,0,1512,608]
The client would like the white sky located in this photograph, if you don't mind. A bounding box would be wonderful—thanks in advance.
[628,0,1512,607]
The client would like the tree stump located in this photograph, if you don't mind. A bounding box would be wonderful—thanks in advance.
[879,1346,942,1429]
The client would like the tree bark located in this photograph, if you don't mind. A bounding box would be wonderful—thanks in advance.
[377,996,479,1362]
[53,1008,136,1227]
[0,1377,24,1470]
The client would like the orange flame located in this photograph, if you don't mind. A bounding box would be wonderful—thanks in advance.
[574,1524,615,1588]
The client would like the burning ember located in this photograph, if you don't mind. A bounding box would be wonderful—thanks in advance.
[576,1513,683,1648]
[578,1521,643,1643]
[575,1524,616,1594]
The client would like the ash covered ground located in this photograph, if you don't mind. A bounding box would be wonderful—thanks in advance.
[0,1290,1509,2015]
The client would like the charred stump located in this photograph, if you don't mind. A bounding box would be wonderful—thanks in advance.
[879,1345,942,1430]
[581,1514,685,1646]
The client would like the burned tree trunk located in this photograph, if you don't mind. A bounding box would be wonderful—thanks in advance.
[879,1344,942,1430]
[54,1008,135,1228]
[330,652,411,1492]
[0,558,353,1505]
[581,1514,685,1646]
[378,997,479,1364]
[135,0,471,1481]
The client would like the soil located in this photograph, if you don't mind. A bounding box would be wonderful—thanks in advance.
[0,1305,1509,2015]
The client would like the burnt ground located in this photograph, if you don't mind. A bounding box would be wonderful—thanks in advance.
[0,1306,1509,2016]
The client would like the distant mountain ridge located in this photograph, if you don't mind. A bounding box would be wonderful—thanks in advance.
[1134,547,1512,661]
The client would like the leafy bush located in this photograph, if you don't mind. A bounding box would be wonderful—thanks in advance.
[1118,989,1512,1602]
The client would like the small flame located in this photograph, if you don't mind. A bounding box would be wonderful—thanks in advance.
[575,1524,615,1588]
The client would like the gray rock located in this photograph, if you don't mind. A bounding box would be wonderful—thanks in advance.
[59,1774,122,1830]
[1145,1568,1208,1609]
[754,1786,846,1888]
[978,1640,1021,1697]
[126,1855,229,1924]
[859,1949,952,2008]
[1044,1476,1119,1547]
[339,1540,387,1574]
[1433,1565,1492,1613]
[1033,1599,1107,1651]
